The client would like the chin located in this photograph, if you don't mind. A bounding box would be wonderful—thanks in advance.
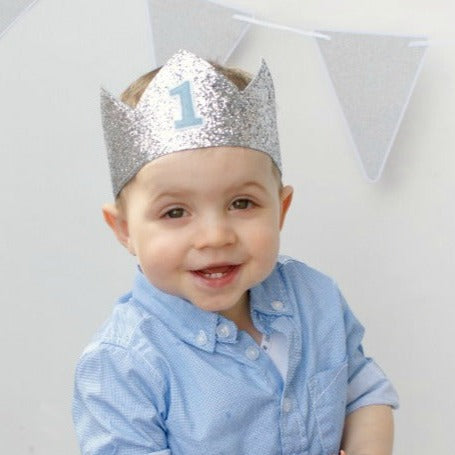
[192,299,229,312]
[191,294,239,311]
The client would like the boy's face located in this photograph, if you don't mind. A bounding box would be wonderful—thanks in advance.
[104,147,293,318]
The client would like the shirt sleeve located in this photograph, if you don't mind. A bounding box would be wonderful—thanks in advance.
[339,289,400,415]
[73,342,171,455]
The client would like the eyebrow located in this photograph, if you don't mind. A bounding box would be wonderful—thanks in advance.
[147,189,192,205]
[148,180,269,203]
[232,180,269,194]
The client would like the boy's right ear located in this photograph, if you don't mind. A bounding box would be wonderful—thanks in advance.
[102,203,133,253]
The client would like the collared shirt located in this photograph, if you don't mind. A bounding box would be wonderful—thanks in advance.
[73,256,399,455]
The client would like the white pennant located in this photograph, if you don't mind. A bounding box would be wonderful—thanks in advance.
[0,0,38,39]
[315,31,428,181]
[147,0,251,67]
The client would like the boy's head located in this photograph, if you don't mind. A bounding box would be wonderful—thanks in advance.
[115,59,283,207]
[101,50,293,318]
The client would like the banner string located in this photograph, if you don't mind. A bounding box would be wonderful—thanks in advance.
[232,14,331,41]
[233,14,431,48]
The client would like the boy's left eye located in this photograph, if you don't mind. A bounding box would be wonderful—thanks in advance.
[230,199,254,210]
[163,208,186,218]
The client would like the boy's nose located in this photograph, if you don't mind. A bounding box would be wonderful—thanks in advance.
[193,217,236,250]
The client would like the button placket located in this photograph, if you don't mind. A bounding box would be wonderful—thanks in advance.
[271,300,284,311]
[216,323,230,338]
[195,330,208,346]
[245,345,260,361]
[282,397,292,413]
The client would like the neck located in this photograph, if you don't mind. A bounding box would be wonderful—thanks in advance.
[218,293,250,329]
[218,292,262,344]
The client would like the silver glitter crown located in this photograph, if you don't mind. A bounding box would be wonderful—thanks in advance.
[101,49,281,197]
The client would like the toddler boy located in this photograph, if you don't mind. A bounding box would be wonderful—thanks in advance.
[73,50,399,455]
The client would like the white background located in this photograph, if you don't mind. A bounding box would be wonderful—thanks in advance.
[0,0,453,453]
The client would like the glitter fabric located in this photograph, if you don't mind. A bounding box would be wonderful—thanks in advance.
[101,49,281,197]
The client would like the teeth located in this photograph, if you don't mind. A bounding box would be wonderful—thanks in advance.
[203,272,226,279]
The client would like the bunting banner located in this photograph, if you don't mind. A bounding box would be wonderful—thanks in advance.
[147,0,251,68]
[0,0,38,39]
[142,8,430,182]
[315,31,427,181]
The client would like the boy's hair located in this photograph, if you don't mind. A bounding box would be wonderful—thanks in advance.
[116,62,282,207]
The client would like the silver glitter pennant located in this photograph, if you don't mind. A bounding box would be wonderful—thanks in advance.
[0,0,39,39]
[316,31,427,182]
[147,0,251,67]
[101,49,281,197]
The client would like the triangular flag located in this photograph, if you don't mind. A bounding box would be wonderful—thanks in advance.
[147,0,251,67]
[315,31,427,181]
[0,0,38,39]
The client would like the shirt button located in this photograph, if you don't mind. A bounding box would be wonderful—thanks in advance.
[216,323,230,338]
[271,300,284,311]
[245,345,260,360]
[282,397,292,413]
[195,330,208,346]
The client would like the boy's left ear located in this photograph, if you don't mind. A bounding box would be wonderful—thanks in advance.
[279,185,293,229]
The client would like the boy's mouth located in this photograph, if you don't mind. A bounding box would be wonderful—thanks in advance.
[193,265,236,279]
[190,264,241,287]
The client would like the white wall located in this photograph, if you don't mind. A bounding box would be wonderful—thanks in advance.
[0,0,453,453]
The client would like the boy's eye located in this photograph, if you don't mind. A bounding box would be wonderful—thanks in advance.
[230,199,254,210]
[164,208,186,218]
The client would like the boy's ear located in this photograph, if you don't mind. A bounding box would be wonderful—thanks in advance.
[279,185,293,230]
[102,204,135,255]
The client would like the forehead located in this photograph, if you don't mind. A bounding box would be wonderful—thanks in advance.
[132,146,277,192]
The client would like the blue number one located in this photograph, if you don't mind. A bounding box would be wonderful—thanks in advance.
[169,80,203,129]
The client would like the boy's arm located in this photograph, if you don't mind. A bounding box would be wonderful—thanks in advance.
[340,404,394,455]
[336,285,398,455]
[73,343,170,455]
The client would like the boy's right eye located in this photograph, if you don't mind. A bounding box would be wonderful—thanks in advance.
[163,208,186,218]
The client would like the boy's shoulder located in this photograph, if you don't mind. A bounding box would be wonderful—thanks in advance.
[80,291,152,356]
[258,255,343,316]
[274,255,337,291]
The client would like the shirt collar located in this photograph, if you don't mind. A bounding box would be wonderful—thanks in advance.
[131,262,294,352]
[249,266,293,317]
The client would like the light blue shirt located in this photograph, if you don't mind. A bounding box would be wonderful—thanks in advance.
[73,256,399,455]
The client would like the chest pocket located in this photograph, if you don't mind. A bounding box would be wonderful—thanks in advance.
[308,360,348,454]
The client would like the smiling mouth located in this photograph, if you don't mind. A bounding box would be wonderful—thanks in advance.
[190,264,240,286]
[193,265,237,278]
[201,271,228,279]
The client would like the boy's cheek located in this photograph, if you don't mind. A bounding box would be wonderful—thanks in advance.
[248,223,280,246]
